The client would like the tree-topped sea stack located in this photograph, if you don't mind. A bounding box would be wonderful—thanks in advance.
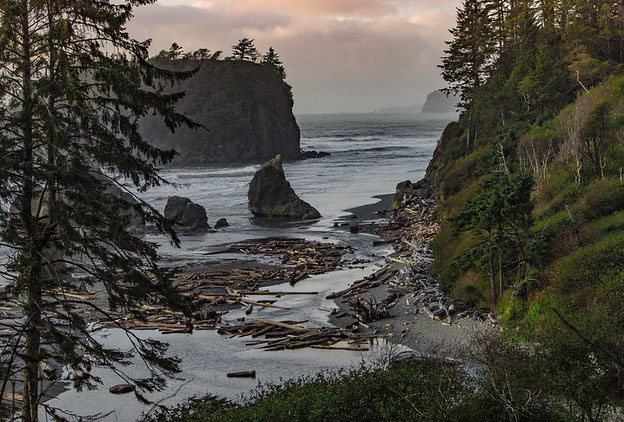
[140,58,301,165]
[248,155,321,220]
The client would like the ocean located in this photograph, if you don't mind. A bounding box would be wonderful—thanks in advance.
[143,113,455,267]
[37,113,456,420]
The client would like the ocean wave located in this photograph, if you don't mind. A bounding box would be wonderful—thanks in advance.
[175,165,258,180]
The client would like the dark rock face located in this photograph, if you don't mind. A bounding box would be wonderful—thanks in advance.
[215,218,230,228]
[139,59,301,165]
[164,196,209,230]
[422,90,459,114]
[301,150,330,159]
[102,184,146,234]
[248,155,321,220]
[392,179,433,208]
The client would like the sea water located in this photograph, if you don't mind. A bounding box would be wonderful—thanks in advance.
[29,113,456,420]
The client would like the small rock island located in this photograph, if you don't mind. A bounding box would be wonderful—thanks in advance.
[248,155,321,220]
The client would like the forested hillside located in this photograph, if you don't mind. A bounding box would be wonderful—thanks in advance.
[426,0,624,416]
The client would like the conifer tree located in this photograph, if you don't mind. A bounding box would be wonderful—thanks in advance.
[441,0,496,150]
[0,1,199,420]
[232,37,259,62]
[262,46,287,80]
[167,42,184,60]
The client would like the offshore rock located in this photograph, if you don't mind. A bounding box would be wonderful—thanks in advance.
[248,155,321,220]
[164,196,210,231]
[215,218,230,228]
[140,59,301,165]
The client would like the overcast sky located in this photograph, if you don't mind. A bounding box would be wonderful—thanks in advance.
[128,0,460,114]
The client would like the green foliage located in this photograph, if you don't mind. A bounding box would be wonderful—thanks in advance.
[573,178,624,221]
[0,1,199,418]
[261,46,286,80]
[143,361,569,422]
[550,231,624,291]
[450,169,536,302]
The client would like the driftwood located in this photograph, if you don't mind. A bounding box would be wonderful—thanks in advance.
[218,319,367,352]
[227,371,256,378]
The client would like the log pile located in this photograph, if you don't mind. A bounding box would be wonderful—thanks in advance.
[91,238,350,333]
[331,198,497,328]
[207,237,352,279]
[217,318,370,351]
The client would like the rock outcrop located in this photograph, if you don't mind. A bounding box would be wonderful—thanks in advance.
[392,180,434,208]
[164,196,210,231]
[248,155,321,220]
[139,59,301,165]
[215,218,230,228]
[422,90,458,114]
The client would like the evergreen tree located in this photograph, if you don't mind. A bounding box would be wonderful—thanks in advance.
[451,167,535,303]
[262,46,286,80]
[0,1,199,420]
[167,42,184,60]
[192,48,211,60]
[232,37,259,62]
[441,0,496,150]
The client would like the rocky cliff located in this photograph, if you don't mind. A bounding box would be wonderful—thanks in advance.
[140,59,301,165]
[421,90,458,114]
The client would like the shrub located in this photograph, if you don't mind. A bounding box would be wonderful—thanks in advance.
[573,178,624,221]
[551,231,624,291]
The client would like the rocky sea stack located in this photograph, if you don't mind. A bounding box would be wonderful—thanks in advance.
[248,155,321,220]
[164,196,210,231]
[139,59,301,165]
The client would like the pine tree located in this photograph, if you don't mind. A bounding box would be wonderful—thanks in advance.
[440,0,496,150]
[262,47,287,80]
[167,42,184,60]
[232,37,259,62]
[451,168,535,303]
[0,1,199,420]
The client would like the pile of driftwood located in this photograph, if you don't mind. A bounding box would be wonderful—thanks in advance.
[326,266,396,300]
[218,318,370,352]
[376,199,439,254]
[388,240,497,325]
[207,237,352,278]
[93,238,352,333]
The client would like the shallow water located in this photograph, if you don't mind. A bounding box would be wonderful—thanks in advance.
[17,113,456,420]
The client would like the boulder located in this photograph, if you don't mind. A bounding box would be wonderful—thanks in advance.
[301,150,331,159]
[392,179,432,208]
[215,218,230,228]
[103,183,146,234]
[248,155,321,220]
[164,196,210,230]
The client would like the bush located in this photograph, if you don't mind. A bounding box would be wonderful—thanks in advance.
[551,231,624,291]
[573,178,624,221]
[142,359,570,422]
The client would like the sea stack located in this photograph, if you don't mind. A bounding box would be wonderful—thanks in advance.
[248,155,321,220]
[164,196,210,231]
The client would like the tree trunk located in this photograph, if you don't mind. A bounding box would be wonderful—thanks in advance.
[490,254,498,304]
[499,253,503,298]
[19,2,42,421]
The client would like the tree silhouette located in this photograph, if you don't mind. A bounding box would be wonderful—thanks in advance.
[232,38,259,62]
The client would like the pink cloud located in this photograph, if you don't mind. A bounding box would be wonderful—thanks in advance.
[129,0,461,113]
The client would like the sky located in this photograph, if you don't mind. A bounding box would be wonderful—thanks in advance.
[128,0,461,114]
